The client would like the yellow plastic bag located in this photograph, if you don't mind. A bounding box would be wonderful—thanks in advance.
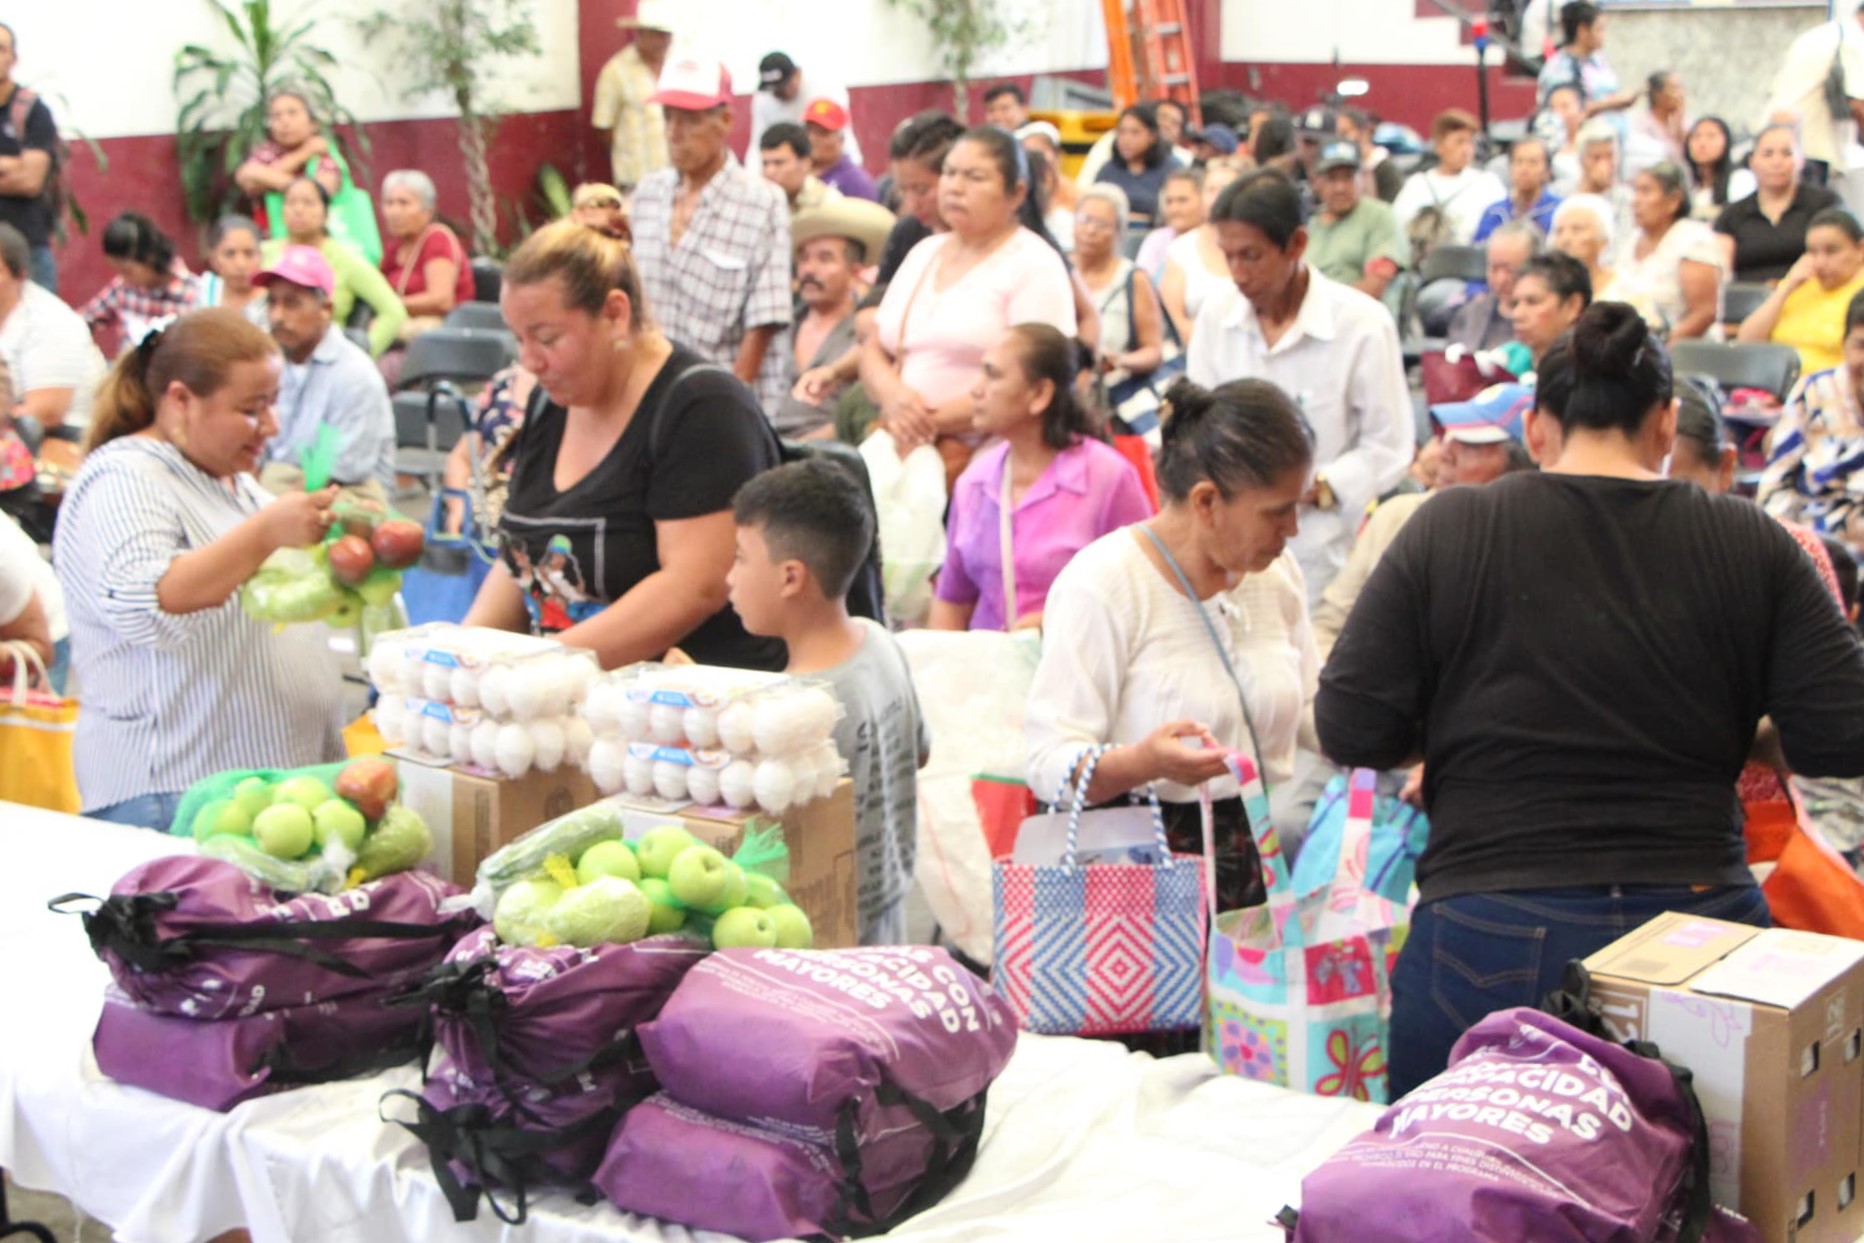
[0,640,79,813]
[344,712,387,758]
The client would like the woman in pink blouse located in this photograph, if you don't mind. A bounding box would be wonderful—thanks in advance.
[862,127,1078,486]
[929,324,1153,631]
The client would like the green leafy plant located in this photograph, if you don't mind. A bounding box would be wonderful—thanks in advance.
[173,0,368,227]
[883,0,1036,120]
[355,0,542,256]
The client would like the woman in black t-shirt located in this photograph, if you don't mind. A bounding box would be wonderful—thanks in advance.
[462,219,784,670]
[1319,303,1864,1097]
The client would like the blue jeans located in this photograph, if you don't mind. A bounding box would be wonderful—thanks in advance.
[48,635,68,696]
[89,791,182,831]
[28,245,56,295]
[1388,883,1771,1099]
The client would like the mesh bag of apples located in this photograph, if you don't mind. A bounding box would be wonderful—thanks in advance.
[241,497,425,628]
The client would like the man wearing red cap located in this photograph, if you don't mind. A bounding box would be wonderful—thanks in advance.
[803,98,878,203]
[632,57,793,416]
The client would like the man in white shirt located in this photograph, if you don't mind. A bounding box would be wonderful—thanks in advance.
[1764,1,1864,178]
[0,222,102,430]
[1187,170,1413,604]
[1391,110,1509,250]
[749,52,862,168]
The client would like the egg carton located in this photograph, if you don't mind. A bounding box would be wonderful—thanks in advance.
[366,624,598,722]
[375,694,590,778]
[588,740,845,812]
[581,663,840,756]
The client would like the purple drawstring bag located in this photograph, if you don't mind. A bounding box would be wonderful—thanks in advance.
[594,1091,986,1242]
[92,983,427,1112]
[638,947,1017,1142]
[53,856,480,1016]
[1281,991,1764,1243]
[383,926,709,1225]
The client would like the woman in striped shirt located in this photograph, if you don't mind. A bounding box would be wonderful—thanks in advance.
[52,309,346,828]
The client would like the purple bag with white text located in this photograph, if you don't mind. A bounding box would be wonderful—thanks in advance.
[384,926,708,1225]
[1281,1004,1763,1243]
[639,946,1017,1142]
[93,983,426,1111]
[56,856,478,1016]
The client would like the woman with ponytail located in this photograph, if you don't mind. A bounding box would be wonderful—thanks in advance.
[53,309,346,827]
[1319,301,1864,1098]
[1026,374,1317,922]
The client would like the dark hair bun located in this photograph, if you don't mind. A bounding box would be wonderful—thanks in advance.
[1571,301,1649,382]
[1159,377,1217,446]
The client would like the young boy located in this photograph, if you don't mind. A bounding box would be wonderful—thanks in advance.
[728,459,930,944]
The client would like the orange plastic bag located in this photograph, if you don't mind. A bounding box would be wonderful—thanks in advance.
[344,712,387,758]
[1111,435,1161,512]
[1750,799,1864,940]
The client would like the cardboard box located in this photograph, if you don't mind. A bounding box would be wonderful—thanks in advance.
[1584,912,1864,1243]
[396,759,599,887]
[609,779,859,950]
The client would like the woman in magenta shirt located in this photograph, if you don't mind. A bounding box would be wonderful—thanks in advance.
[929,324,1154,631]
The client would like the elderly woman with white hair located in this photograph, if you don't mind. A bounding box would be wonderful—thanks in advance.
[379,168,474,336]
[1553,191,1665,330]
[1072,182,1168,408]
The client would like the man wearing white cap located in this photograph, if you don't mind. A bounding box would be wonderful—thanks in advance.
[592,0,674,192]
[632,56,793,416]
[750,51,861,168]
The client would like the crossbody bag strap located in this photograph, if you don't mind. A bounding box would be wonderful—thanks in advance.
[998,457,1017,629]
[645,359,749,464]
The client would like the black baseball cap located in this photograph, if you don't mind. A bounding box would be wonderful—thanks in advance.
[759,52,797,91]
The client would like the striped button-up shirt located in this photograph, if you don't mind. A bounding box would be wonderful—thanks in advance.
[53,437,345,811]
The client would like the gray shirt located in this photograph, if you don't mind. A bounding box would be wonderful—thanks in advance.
[818,619,931,941]
[266,324,395,491]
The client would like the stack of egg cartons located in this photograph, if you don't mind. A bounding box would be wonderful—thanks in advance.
[366,624,599,778]
[579,663,844,815]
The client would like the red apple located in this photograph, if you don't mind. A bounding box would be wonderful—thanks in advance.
[334,756,399,821]
[328,535,377,587]
[371,520,425,570]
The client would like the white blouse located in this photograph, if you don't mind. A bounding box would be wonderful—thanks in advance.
[1612,217,1724,334]
[1165,228,1232,328]
[1025,527,1318,805]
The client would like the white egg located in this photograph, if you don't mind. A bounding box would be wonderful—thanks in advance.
[530,719,566,773]
[588,737,627,794]
[718,759,758,809]
[563,716,595,767]
[685,764,721,806]
[478,665,511,717]
[449,722,474,765]
[422,662,454,704]
[786,750,819,807]
[421,714,451,759]
[400,652,427,695]
[717,700,758,755]
[810,741,842,799]
[539,665,574,719]
[752,694,812,757]
[752,758,797,815]
[564,656,597,704]
[505,676,546,723]
[580,680,616,732]
[682,706,720,748]
[649,703,686,744]
[614,695,651,741]
[495,722,535,779]
[372,696,404,744]
[367,641,403,692]
[470,719,501,770]
[623,752,657,797]
[797,687,841,746]
[653,760,689,801]
[449,666,481,708]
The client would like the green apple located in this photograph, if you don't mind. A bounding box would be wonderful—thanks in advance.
[742,872,788,910]
[765,904,814,949]
[232,777,274,821]
[576,839,641,886]
[639,878,687,934]
[666,844,730,911]
[712,863,749,916]
[192,799,251,843]
[712,906,779,949]
[273,775,334,813]
[253,803,315,859]
[312,799,368,852]
[356,566,402,608]
[325,590,365,630]
[635,825,701,880]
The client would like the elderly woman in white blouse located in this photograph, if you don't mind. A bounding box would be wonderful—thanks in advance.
[53,309,346,827]
[1025,375,1317,913]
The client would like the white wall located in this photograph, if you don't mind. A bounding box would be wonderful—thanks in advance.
[11,0,582,141]
[1221,0,1476,64]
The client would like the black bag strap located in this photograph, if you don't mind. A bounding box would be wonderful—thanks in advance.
[823,1080,989,1239]
[261,1020,428,1087]
[646,359,777,465]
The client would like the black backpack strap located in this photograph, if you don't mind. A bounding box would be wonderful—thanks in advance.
[261,1018,429,1087]
[823,1080,989,1238]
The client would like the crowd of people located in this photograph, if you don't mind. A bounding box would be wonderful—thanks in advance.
[8,0,1864,1094]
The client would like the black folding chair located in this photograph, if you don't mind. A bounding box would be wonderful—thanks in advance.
[444,302,507,332]
[1719,281,1773,327]
[1666,340,1802,403]
[1417,244,1489,286]
[778,438,888,625]
[392,327,517,490]
[469,258,503,304]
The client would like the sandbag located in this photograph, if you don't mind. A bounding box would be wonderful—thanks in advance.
[385,925,708,1224]
[639,946,1016,1142]
[595,1090,986,1242]
[92,983,425,1112]
[55,856,478,1017]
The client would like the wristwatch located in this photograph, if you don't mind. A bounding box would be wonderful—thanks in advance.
[1312,471,1338,512]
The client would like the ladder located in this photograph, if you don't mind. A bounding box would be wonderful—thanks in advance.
[1100,0,1202,122]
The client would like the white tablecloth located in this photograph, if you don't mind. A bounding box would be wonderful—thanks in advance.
[0,803,1383,1243]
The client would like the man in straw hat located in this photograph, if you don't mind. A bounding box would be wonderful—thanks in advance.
[776,197,895,437]
[592,0,674,192]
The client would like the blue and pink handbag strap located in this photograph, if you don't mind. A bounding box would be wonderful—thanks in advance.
[1059,744,1170,870]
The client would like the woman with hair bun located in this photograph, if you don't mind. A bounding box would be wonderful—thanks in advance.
[929,323,1152,632]
[1319,301,1864,1097]
[1026,374,1317,916]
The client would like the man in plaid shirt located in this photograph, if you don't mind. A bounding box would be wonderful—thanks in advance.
[632,57,792,416]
